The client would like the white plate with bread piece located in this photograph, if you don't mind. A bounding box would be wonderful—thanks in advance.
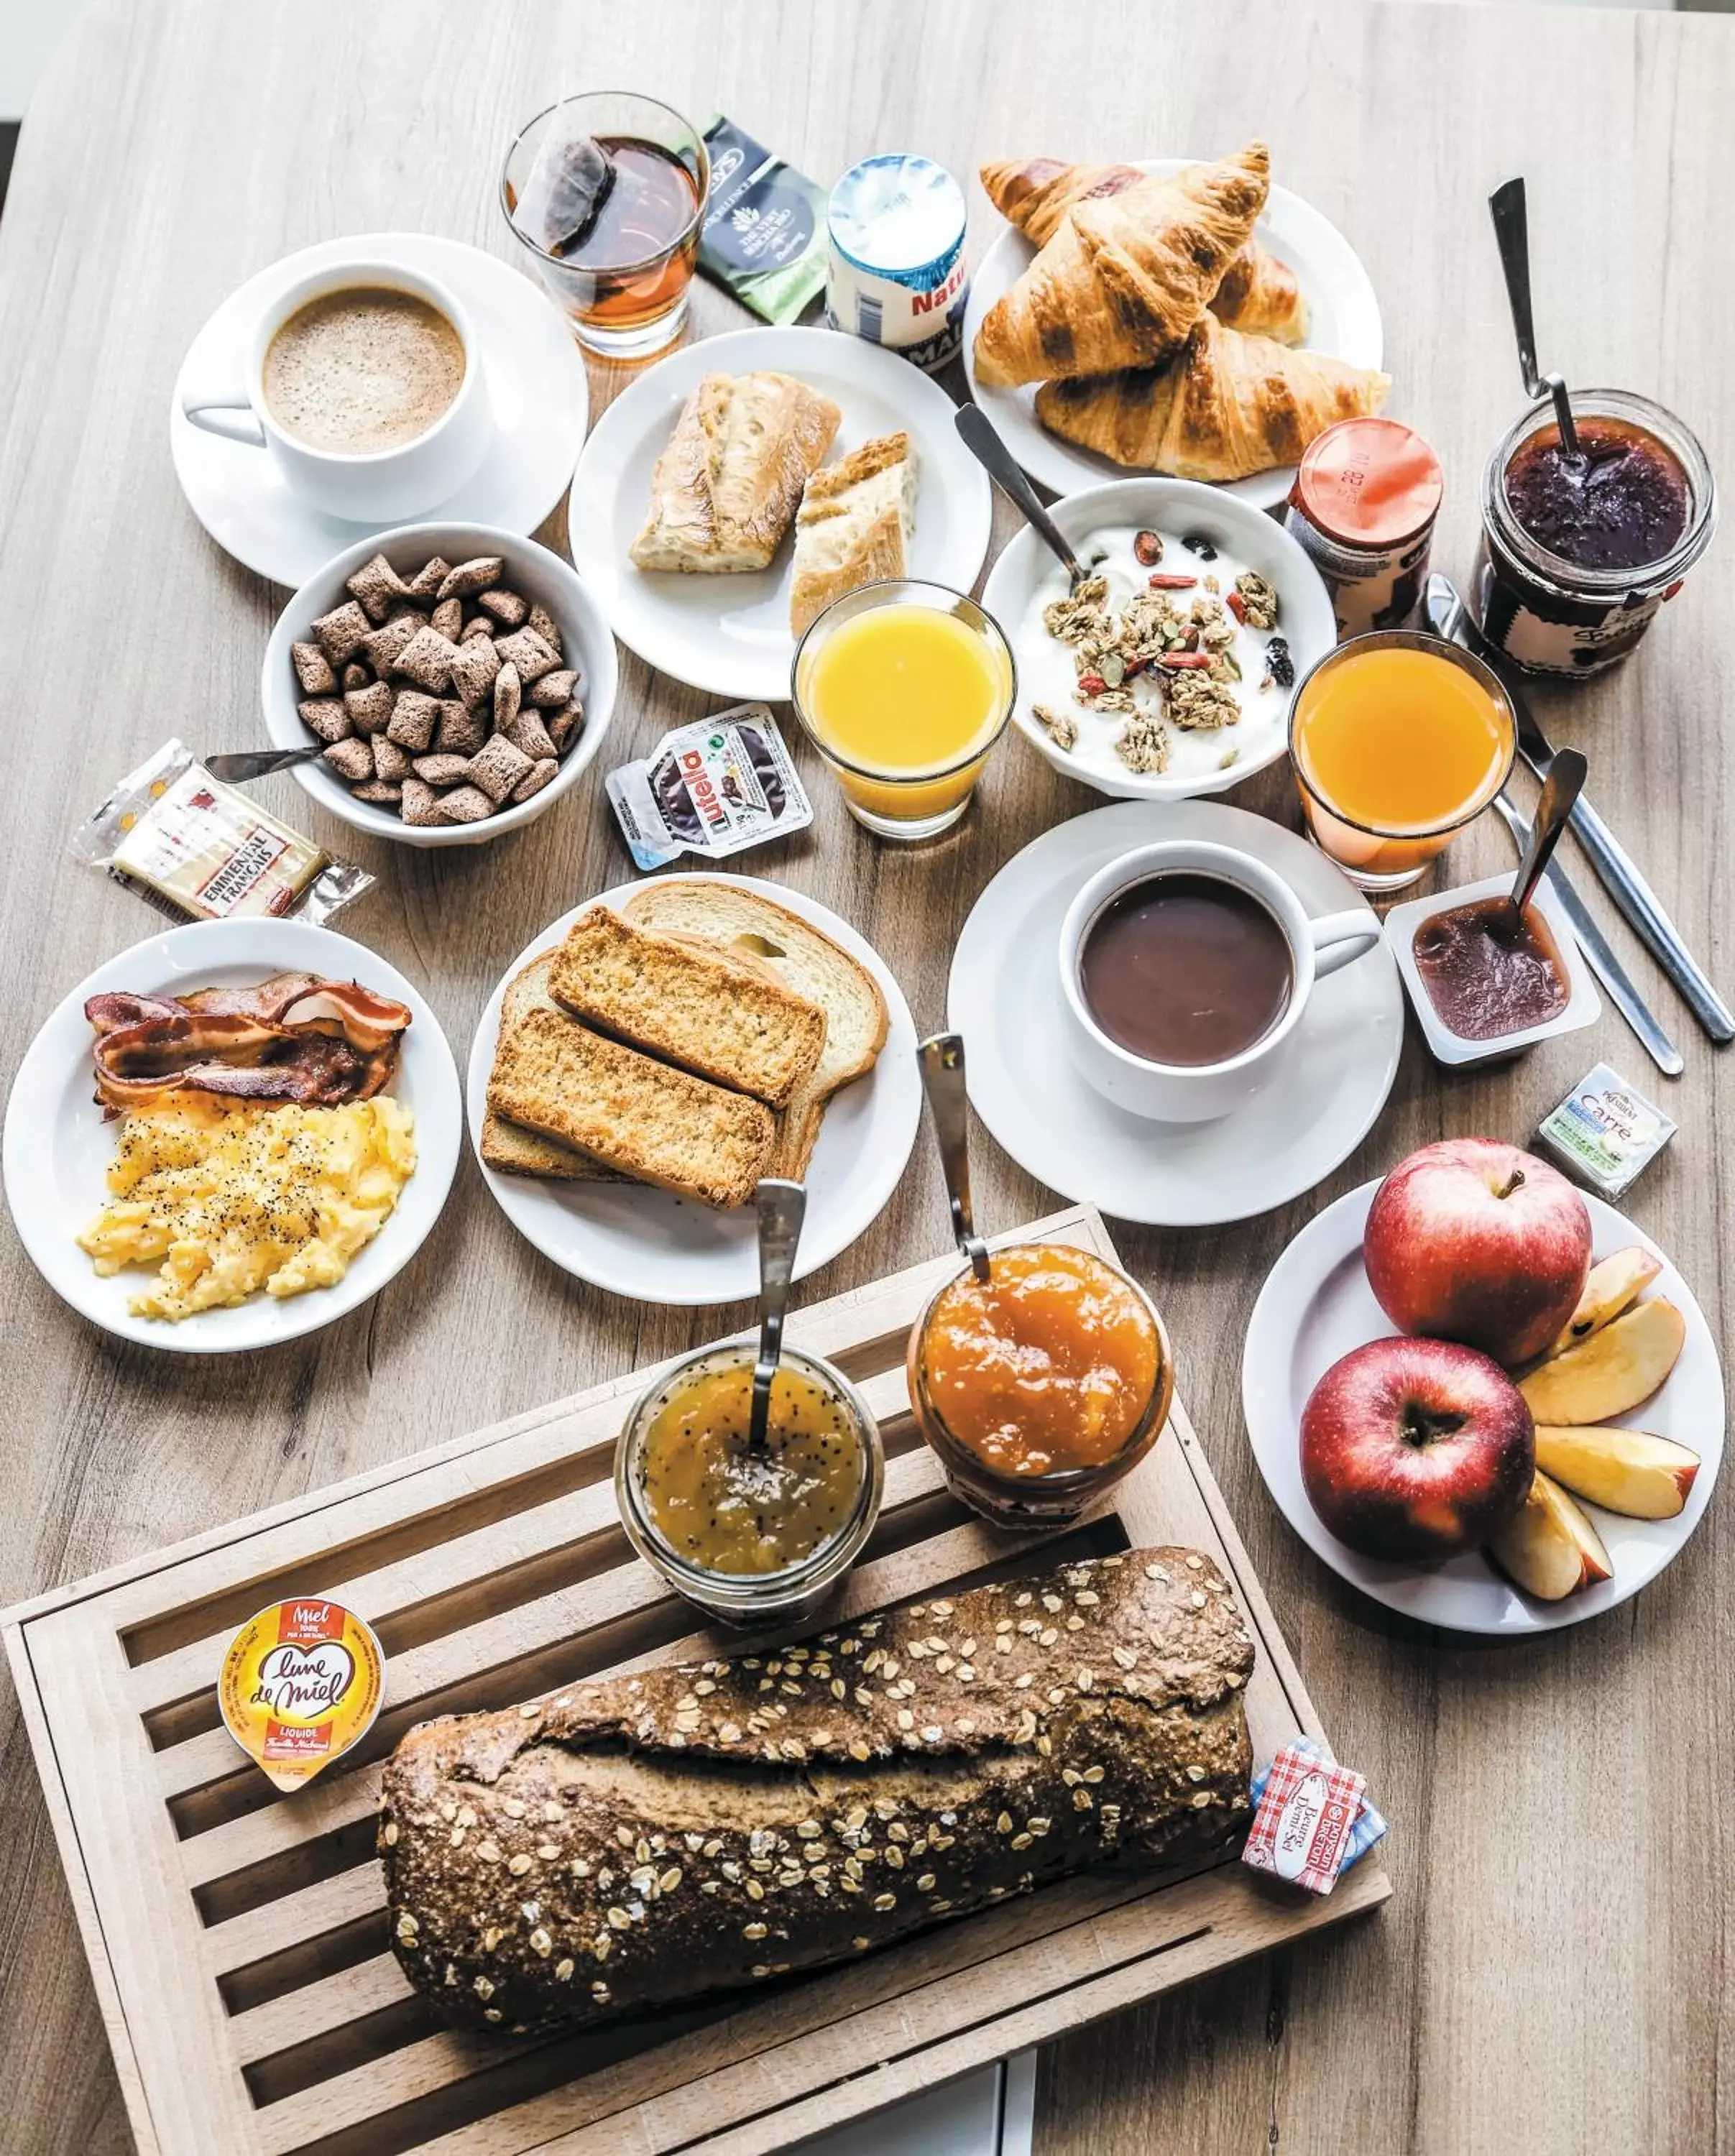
[963,145,1385,510]
[3,918,462,1353]
[467,873,921,1304]
[566,326,993,700]
[1243,1182,1724,1636]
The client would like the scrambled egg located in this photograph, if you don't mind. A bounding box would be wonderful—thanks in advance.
[78,1095,417,1320]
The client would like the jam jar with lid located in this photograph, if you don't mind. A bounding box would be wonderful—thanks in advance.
[1473,389,1716,677]
[1284,417,1443,639]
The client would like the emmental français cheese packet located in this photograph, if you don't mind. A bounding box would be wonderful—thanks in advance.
[219,1598,385,1792]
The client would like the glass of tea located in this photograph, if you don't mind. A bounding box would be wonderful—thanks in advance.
[500,93,709,360]
[1288,630,1516,893]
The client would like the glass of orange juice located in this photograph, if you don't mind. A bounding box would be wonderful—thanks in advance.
[1289,632,1516,892]
[791,581,1016,839]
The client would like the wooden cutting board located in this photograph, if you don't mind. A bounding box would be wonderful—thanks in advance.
[2,1207,1388,2156]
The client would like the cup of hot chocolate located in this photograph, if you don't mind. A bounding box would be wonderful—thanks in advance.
[1057,839,1381,1122]
[181,256,492,522]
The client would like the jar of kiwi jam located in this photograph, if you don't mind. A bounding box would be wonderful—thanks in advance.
[616,1340,883,1626]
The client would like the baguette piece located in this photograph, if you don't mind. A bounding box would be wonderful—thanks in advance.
[789,432,919,637]
[551,906,827,1110]
[487,1008,774,1207]
[630,372,842,574]
[381,1547,1254,2037]
[480,951,621,1183]
[618,882,889,1178]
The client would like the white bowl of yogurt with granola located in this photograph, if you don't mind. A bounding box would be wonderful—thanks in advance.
[983,479,1335,800]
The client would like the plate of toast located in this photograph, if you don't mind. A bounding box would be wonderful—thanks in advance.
[468,872,921,1304]
[566,326,993,700]
[963,142,1386,510]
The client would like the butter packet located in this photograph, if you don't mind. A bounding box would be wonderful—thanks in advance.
[607,704,812,871]
[71,739,373,926]
[698,114,828,324]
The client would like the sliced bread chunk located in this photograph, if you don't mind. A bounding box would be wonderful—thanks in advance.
[617,883,889,1178]
[789,432,919,637]
[480,950,620,1183]
[487,1008,775,1210]
[550,906,826,1109]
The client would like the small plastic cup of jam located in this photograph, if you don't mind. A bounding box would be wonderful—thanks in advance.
[1473,389,1716,678]
[906,1242,1173,1529]
[616,1340,884,1627]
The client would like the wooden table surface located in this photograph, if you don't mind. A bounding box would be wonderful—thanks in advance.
[0,2,1728,2150]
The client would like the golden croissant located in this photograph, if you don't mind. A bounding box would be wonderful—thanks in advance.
[972,144,1270,389]
[980,155,1308,345]
[1034,313,1390,482]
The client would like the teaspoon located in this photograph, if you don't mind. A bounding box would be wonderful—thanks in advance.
[1509,748,1587,918]
[204,745,326,782]
[917,1033,991,1283]
[954,404,1092,591]
[1489,177,1583,464]
[747,1179,806,1455]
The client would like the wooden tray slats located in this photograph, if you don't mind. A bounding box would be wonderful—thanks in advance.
[4,1209,1388,2156]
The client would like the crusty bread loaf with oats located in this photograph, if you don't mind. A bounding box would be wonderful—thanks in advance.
[379,1548,1253,2036]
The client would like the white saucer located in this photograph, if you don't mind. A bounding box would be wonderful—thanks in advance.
[566,325,993,701]
[947,800,1402,1226]
[962,165,1384,511]
[1242,1181,1725,1635]
[3,919,463,1354]
[170,233,589,586]
[467,874,922,1306]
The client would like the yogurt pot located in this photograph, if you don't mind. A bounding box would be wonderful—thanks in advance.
[825,154,968,372]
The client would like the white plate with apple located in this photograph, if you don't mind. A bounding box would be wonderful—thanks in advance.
[1242,1140,1723,1635]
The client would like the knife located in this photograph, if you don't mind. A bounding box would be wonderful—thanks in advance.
[1425,578,1684,1078]
[1426,573,1734,1044]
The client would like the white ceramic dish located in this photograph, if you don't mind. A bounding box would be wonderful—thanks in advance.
[3,920,462,1354]
[565,326,993,701]
[1242,1181,1724,1634]
[962,163,1384,512]
[981,478,1335,799]
[171,233,589,587]
[947,801,1403,1226]
[1384,871,1601,1067]
[467,874,921,1305]
[262,522,618,849]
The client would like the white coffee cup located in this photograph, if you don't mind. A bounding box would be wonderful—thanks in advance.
[1058,839,1381,1123]
[181,257,492,522]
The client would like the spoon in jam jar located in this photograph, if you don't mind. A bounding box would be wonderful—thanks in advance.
[747,1179,806,1455]
[1490,177,1584,466]
[1510,747,1587,919]
[918,1033,992,1284]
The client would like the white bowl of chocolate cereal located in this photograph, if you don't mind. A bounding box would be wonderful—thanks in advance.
[262,522,617,846]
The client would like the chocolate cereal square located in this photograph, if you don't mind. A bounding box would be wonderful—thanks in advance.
[298,697,350,744]
[406,556,451,599]
[434,699,486,757]
[432,783,494,824]
[393,625,459,694]
[346,551,413,623]
[323,737,374,781]
[311,600,371,665]
[291,641,337,695]
[477,586,528,627]
[510,757,559,803]
[527,604,564,659]
[467,733,534,803]
[344,680,395,736]
[362,615,423,673]
[504,706,556,762]
[446,632,501,709]
[492,626,558,685]
[437,556,505,599]
[385,690,441,752]
[400,777,443,826]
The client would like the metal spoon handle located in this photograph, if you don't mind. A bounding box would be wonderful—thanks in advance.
[1490,178,1543,400]
[918,1033,991,1283]
[1511,747,1587,915]
[747,1179,806,1451]
[204,745,326,781]
[955,405,1086,587]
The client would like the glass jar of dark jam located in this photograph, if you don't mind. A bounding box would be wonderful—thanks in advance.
[1473,389,1715,678]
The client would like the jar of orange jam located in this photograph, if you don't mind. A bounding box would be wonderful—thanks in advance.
[908,1243,1172,1526]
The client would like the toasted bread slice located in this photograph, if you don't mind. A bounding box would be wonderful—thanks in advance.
[789,433,919,637]
[480,952,621,1183]
[488,1008,775,1210]
[617,883,888,1178]
[550,906,826,1109]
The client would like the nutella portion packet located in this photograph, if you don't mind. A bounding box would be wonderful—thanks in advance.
[607,705,812,872]
[72,739,373,926]
[699,114,828,324]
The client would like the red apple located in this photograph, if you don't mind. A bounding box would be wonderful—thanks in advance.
[1363,1138,1591,1368]
[1300,1336,1534,1562]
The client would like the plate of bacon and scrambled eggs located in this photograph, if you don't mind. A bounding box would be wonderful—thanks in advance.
[3,920,461,1351]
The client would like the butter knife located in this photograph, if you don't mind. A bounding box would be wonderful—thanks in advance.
[1427,573,1734,1044]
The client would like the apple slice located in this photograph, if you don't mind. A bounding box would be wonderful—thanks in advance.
[1486,1470,1614,1600]
[1518,1299,1686,1425]
[1541,1247,1663,1363]
[1534,1424,1699,1519]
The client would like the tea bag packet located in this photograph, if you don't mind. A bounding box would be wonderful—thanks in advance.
[515,119,616,255]
[607,704,812,871]
[219,1598,385,1793]
[697,114,829,324]
[71,738,373,926]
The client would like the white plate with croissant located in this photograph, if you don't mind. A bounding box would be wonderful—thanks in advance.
[963,143,1386,510]
[567,326,993,699]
